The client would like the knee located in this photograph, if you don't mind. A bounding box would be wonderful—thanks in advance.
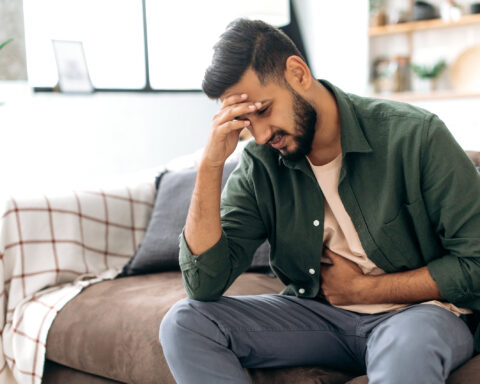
[159,298,198,346]
[369,318,441,357]
[367,307,474,383]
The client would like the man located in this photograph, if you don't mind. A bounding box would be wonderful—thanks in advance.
[160,19,480,383]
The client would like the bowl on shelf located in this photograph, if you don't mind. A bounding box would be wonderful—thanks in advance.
[451,46,480,92]
[413,1,437,21]
[471,3,480,14]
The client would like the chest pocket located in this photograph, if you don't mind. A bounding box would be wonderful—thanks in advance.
[381,199,440,269]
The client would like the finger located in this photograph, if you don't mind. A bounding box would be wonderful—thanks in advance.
[217,101,261,125]
[217,118,251,135]
[221,93,248,108]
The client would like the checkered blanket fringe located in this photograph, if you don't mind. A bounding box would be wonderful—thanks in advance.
[0,182,156,384]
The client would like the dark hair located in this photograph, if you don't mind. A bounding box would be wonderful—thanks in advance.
[202,18,305,99]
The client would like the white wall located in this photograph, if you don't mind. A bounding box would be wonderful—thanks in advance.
[1,0,369,195]
[408,97,480,150]
[294,0,369,95]
[0,82,218,194]
[1,0,477,198]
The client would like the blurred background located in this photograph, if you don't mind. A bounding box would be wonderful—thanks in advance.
[0,0,479,195]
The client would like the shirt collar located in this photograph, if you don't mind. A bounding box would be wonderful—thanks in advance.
[279,79,372,170]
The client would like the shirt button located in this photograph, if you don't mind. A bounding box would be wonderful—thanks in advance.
[313,220,320,227]
[194,259,198,264]
[299,288,305,294]
[309,268,315,275]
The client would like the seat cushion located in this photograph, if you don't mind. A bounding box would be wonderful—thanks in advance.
[51,272,351,384]
[43,360,124,384]
[46,271,480,384]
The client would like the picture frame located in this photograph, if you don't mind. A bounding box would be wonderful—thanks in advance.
[52,40,94,93]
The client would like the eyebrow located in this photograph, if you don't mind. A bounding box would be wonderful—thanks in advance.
[236,100,272,120]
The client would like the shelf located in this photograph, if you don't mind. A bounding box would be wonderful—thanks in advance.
[369,13,480,36]
[370,90,480,102]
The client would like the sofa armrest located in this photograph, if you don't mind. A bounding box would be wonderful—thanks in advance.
[0,179,155,383]
[0,180,155,315]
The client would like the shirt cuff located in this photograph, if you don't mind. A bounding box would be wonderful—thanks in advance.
[179,229,231,277]
[428,254,468,303]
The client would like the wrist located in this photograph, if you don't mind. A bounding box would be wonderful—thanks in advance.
[198,160,225,175]
[352,275,375,304]
[199,156,226,171]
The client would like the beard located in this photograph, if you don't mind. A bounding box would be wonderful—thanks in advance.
[277,87,317,162]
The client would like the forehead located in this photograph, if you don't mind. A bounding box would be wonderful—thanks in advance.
[221,69,283,102]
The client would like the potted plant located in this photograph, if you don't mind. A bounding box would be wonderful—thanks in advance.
[411,59,446,92]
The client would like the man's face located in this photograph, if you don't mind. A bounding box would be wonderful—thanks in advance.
[222,69,318,160]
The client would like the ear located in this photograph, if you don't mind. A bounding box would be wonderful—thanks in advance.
[284,55,312,91]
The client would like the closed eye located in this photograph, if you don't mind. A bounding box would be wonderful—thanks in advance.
[257,105,269,115]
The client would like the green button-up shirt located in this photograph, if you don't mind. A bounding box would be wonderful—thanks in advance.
[179,80,480,350]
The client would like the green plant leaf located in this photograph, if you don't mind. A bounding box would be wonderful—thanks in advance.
[0,38,14,51]
[411,60,446,79]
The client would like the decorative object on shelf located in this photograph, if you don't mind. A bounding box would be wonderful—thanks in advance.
[372,56,411,93]
[471,3,480,14]
[369,0,388,27]
[393,56,411,92]
[441,0,462,22]
[390,9,410,24]
[413,1,437,21]
[372,58,394,93]
[451,45,480,92]
[52,40,93,93]
[411,59,446,92]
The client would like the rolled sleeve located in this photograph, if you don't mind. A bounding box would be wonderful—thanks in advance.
[422,115,480,305]
[178,230,232,301]
[177,148,268,301]
[428,255,471,303]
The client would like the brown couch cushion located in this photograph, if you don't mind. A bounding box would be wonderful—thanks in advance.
[47,272,353,384]
[43,360,123,384]
[46,271,480,384]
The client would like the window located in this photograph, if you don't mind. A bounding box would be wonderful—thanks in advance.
[23,0,303,91]
[23,0,146,89]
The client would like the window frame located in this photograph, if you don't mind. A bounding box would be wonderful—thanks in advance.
[32,0,309,94]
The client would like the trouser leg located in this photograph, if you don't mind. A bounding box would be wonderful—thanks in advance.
[159,294,368,384]
[366,304,474,384]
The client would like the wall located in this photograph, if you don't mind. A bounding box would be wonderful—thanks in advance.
[0,0,477,198]
[409,97,480,150]
[0,82,218,194]
[294,0,369,95]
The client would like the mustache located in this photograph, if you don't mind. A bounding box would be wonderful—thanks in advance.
[267,130,289,145]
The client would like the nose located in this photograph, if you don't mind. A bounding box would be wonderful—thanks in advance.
[250,120,272,145]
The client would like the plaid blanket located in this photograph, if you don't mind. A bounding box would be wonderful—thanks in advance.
[0,182,156,384]
[0,141,247,384]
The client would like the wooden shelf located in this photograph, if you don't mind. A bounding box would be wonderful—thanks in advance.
[371,90,480,102]
[369,13,480,36]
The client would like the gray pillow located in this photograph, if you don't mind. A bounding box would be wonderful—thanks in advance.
[121,160,271,276]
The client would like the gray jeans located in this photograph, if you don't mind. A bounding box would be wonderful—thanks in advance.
[160,294,474,384]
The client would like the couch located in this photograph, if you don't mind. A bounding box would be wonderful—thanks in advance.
[2,148,479,384]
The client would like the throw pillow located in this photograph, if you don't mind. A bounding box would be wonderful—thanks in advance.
[121,160,271,276]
